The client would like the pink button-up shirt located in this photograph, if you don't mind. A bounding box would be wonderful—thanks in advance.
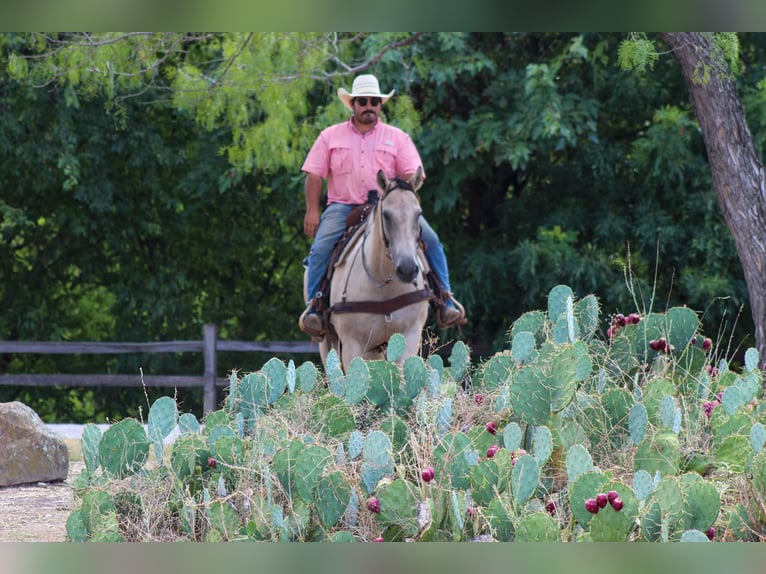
[301,117,425,205]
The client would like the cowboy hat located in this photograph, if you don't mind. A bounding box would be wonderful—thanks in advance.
[337,74,395,111]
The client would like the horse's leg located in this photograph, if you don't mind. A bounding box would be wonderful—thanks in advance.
[400,329,424,365]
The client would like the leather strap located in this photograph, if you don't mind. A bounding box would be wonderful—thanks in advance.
[330,289,433,315]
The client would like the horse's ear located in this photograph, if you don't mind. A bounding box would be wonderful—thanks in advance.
[409,166,424,192]
[377,169,389,192]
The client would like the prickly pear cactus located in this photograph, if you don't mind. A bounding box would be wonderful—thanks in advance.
[511,454,539,505]
[99,418,150,478]
[510,367,551,425]
[148,396,178,465]
[448,341,470,382]
[81,424,102,473]
[361,431,394,494]
[373,478,420,541]
[515,513,560,541]
[314,470,351,528]
[343,357,370,405]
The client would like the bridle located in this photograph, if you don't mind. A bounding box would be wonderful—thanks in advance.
[361,178,419,288]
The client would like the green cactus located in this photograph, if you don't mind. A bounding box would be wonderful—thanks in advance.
[208,499,242,540]
[272,440,305,499]
[403,355,428,398]
[361,430,394,494]
[324,348,345,396]
[348,430,364,460]
[478,353,513,390]
[515,513,560,541]
[315,470,351,528]
[437,397,453,436]
[511,332,537,365]
[340,356,368,405]
[374,478,420,540]
[99,418,150,478]
[469,459,500,505]
[575,294,600,340]
[309,394,355,440]
[296,361,318,392]
[511,454,539,506]
[486,496,515,541]
[531,425,553,466]
[510,310,546,346]
[178,412,200,434]
[548,284,575,324]
[147,396,178,465]
[569,471,608,528]
[628,403,648,446]
[449,341,471,381]
[589,502,632,541]
[681,478,720,532]
[81,423,102,473]
[386,333,407,363]
[503,422,523,452]
[366,359,401,409]
[565,444,594,482]
[634,431,680,476]
[295,445,332,503]
[510,366,551,425]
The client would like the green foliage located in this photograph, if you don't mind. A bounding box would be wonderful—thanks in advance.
[1,32,760,425]
[617,34,660,72]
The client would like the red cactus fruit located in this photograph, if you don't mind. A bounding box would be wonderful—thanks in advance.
[421,466,435,483]
[545,500,557,516]
[486,445,500,458]
[367,497,381,513]
[610,497,624,511]
[607,490,619,503]
[374,536,385,542]
[702,337,712,351]
[485,421,498,434]
[584,498,599,514]
[207,457,216,469]
[596,493,608,508]
[705,527,715,541]
[474,393,484,405]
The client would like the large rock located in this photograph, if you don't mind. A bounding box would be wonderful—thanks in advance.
[0,402,69,486]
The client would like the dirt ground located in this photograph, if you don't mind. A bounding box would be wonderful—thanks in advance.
[0,442,84,542]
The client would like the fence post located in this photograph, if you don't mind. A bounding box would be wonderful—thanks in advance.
[203,323,217,415]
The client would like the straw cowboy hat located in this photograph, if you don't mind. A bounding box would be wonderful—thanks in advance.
[337,74,395,111]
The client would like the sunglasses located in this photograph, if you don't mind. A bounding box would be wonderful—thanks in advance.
[354,97,381,107]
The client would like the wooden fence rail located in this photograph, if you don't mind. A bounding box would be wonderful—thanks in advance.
[0,324,318,414]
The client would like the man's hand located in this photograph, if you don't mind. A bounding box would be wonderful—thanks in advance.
[303,173,324,238]
[304,209,320,238]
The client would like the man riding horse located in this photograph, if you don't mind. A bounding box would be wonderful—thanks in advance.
[299,74,466,338]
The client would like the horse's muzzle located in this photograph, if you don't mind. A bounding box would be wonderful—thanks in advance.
[395,258,419,284]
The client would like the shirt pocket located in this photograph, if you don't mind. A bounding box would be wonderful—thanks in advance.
[374,146,397,177]
[330,146,352,175]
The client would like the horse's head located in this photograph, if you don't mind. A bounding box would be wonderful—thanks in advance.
[376,168,424,284]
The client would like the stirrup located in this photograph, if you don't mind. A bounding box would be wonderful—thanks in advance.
[299,306,325,338]
[436,294,467,328]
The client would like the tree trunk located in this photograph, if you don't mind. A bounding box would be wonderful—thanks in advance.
[660,32,766,365]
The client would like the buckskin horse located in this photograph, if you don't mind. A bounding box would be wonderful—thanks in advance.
[307,168,433,371]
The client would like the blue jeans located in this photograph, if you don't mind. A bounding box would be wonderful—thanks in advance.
[304,202,453,307]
